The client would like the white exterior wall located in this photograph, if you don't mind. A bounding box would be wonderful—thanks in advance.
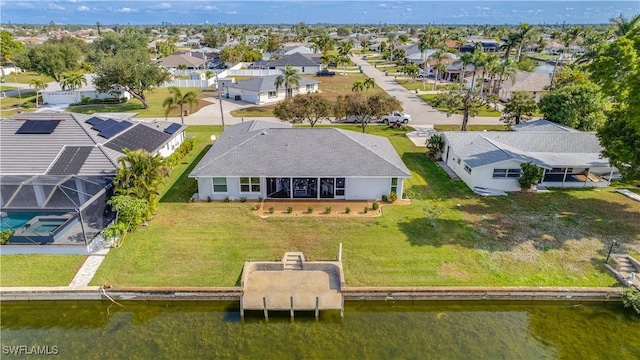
[345,178,392,200]
[444,144,523,191]
[42,89,130,105]
[195,176,403,201]
[157,131,185,157]
[273,65,320,74]
[225,83,318,105]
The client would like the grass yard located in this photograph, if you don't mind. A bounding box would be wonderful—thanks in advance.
[67,88,214,117]
[0,255,87,287]
[419,93,502,117]
[0,86,17,92]
[397,79,463,91]
[5,71,54,85]
[0,91,38,118]
[90,125,640,287]
[229,73,387,118]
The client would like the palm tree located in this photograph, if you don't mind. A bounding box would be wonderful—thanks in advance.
[337,40,353,57]
[417,33,433,72]
[114,148,170,212]
[274,64,301,99]
[610,14,640,37]
[60,72,87,103]
[352,81,364,92]
[495,58,518,96]
[458,52,474,85]
[428,49,451,90]
[30,79,46,108]
[363,78,375,92]
[514,23,535,62]
[480,53,499,96]
[162,86,199,124]
[500,32,520,59]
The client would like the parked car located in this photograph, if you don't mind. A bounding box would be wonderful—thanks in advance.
[328,61,337,68]
[339,116,372,124]
[380,112,411,124]
[418,70,432,78]
[316,69,336,76]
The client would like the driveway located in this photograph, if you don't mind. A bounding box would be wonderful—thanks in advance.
[350,55,503,127]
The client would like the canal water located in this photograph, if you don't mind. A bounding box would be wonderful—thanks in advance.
[1,301,638,359]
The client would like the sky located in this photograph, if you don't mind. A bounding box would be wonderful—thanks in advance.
[1,1,639,25]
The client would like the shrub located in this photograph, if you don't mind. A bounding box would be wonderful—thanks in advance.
[0,229,14,245]
[364,206,369,214]
[207,196,212,203]
[252,204,260,211]
[426,133,444,160]
[389,191,398,202]
[21,102,36,109]
[345,207,351,214]
[372,202,379,210]
[621,288,640,315]
[240,197,247,203]
[307,206,313,214]
[287,206,293,214]
[325,206,332,214]
[382,194,389,202]
[268,207,275,214]
[223,196,231,202]
[258,196,264,202]
[518,162,544,192]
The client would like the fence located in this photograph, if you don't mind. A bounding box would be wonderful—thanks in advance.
[162,79,215,88]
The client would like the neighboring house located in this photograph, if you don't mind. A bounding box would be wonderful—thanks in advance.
[189,121,411,201]
[156,53,207,71]
[0,112,186,253]
[458,38,501,52]
[441,127,614,192]
[499,71,551,102]
[223,75,320,105]
[283,45,315,55]
[511,119,578,133]
[267,53,321,74]
[41,74,131,105]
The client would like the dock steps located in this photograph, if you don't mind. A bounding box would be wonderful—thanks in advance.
[283,252,305,270]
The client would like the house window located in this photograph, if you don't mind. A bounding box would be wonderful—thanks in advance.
[302,67,305,72]
[335,178,345,196]
[293,87,299,94]
[464,165,472,174]
[306,84,314,91]
[493,168,522,178]
[391,178,398,194]
[457,158,461,165]
[212,177,227,192]
[268,91,277,98]
[240,177,260,192]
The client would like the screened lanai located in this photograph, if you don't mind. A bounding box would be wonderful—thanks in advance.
[0,175,114,246]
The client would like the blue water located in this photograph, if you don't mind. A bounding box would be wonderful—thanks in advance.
[0,212,64,231]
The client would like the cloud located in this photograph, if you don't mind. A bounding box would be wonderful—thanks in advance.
[197,5,219,11]
[406,8,412,12]
[225,11,238,15]
[66,0,81,3]
[77,5,89,12]
[115,7,135,13]
[8,2,35,9]
[153,3,171,10]
[379,4,388,8]
[47,3,65,11]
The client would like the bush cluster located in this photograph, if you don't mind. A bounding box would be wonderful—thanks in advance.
[164,138,195,168]
[372,202,379,210]
[79,97,126,105]
[0,229,14,245]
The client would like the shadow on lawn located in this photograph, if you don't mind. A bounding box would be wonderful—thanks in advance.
[160,144,212,203]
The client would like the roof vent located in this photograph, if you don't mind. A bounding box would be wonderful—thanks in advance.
[261,130,268,135]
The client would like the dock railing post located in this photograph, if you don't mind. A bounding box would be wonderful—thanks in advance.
[263,297,268,320]
[340,296,344,318]
[338,243,343,262]
[315,296,319,319]
[290,296,294,320]
[240,296,244,318]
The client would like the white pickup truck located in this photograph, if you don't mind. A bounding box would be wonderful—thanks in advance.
[380,112,411,124]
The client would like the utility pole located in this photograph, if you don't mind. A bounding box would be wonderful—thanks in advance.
[213,70,226,130]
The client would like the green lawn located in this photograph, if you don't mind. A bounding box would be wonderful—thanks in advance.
[229,73,387,118]
[0,91,38,118]
[397,80,463,91]
[5,72,54,85]
[0,255,87,287]
[419,94,502,117]
[67,88,214,117]
[0,86,17,92]
[90,125,640,287]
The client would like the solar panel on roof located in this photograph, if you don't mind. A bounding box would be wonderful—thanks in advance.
[47,146,93,175]
[15,120,61,134]
[163,123,182,135]
[92,119,119,132]
[105,124,172,153]
[97,121,133,139]
[85,117,104,126]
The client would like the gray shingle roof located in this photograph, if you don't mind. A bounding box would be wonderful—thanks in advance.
[190,121,411,178]
[443,131,609,168]
[226,75,319,93]
[501,71,551,93]
[511,119,579,132]
[267,52,320,67]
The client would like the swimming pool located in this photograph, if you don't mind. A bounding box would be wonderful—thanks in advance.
[0,212,43,230]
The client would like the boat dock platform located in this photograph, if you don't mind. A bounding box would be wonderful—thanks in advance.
[240,252,344,319]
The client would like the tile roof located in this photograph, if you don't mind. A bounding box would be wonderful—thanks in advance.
[501,71,551,93]
[156,54,207,68]
[226,75,319,93]
[190,121,411,178]
[443,131,609,169]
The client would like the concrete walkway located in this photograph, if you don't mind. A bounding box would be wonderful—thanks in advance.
[68,240,110,288]
[350,55,503,126]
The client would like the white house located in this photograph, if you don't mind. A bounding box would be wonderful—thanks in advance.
[189,121,411,201]
[267,53,321,74]
[223,75,320,105]
[441,122,614,192]
[499,71,552,102]
[41,74,131,105]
